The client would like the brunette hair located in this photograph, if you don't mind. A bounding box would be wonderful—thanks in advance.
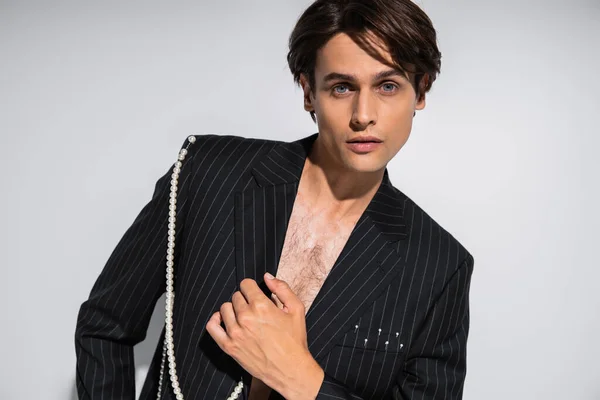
[287,0,442,122]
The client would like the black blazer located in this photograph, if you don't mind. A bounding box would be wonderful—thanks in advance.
[75,133,474,400]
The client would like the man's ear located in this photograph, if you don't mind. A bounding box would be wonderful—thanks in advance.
[415,74,429,110]
[299,73,314,112]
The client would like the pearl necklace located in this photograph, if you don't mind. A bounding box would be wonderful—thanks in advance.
[156,135,244,400]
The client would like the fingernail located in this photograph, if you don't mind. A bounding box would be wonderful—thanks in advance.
[265,272,275,280]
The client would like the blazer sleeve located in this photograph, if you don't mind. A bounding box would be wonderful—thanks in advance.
[74,137,197,400]
[394,253,474,400]
[316,254,474,400]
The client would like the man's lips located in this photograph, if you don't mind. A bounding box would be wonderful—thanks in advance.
[346,136,383,143]
[345,139,382,154]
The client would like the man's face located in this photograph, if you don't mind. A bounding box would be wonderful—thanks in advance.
[301,32,426,174]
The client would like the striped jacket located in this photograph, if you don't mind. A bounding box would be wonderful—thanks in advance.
[75,133,474,399]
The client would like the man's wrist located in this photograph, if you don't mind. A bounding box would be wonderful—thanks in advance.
[280,352,324,400]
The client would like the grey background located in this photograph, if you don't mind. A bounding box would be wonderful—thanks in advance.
[1,0,599,399]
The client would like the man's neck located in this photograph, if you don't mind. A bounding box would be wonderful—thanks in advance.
[298,137,385,222]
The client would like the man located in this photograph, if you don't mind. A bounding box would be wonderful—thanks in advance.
[75,0,474,399]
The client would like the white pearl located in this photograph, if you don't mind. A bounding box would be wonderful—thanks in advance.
[157,140,200,400]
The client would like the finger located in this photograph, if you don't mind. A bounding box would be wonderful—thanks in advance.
[219,302,239,334]
[264,273,302,314]
[270,293,290,313]
[271,293,284,309]
[205,311,230,351]
[232,291,249,313]
[239,278,270,305]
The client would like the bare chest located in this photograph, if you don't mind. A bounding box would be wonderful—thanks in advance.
[275,201,354,313]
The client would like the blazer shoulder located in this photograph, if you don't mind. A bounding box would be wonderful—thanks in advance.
[398,188,474,271]
[181,133,279,161]
[173,134,283,191]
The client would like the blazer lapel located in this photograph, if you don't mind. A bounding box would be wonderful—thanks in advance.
[233,133,410,362]
[305,174,409,361]
[234,134,314,292]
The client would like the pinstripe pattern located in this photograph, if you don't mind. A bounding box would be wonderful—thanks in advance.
[75,133,474,400]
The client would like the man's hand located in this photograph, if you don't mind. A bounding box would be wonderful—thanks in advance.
[206,273,324,400]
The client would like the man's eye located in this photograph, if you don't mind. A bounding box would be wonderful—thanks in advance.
[381,82,398,92]
[333,85,349,94]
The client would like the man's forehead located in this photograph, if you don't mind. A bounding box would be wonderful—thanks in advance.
[314,32,409,80]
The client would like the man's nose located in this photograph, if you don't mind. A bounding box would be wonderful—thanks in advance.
[350,90,377,131]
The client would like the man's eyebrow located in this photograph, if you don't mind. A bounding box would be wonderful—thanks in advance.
[373,69,409,81]
[322,69,408,83]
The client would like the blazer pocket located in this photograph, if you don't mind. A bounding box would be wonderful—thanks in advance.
[336,327,406,353]
[326,343,405,394]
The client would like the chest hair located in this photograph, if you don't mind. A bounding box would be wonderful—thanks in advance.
[275,200,354,312]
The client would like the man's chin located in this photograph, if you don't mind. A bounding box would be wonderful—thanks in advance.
[344,159,387,175]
